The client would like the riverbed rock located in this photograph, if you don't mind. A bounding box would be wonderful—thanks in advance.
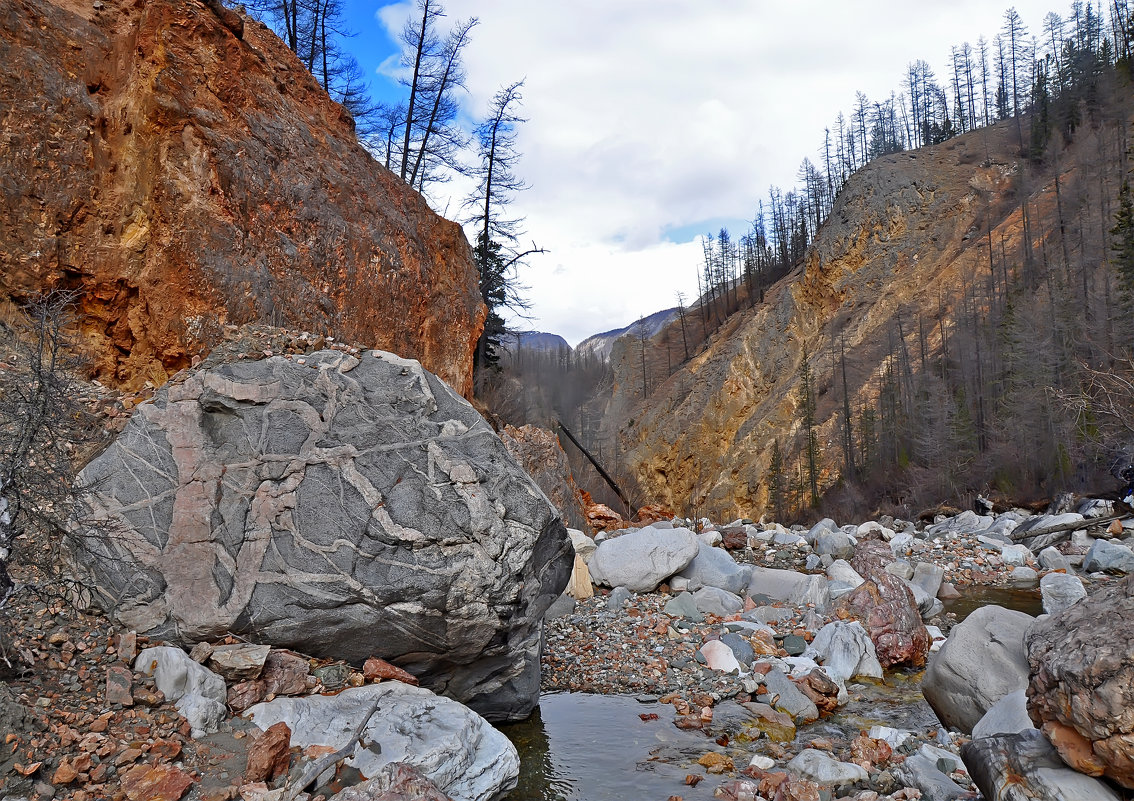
[700,639,742,673]
[922,605,1034,733]
[693,586,744,617]
[134,646,227,737]
[787,749,868,787]
[747,567,829,610]
[805,518,840,545]
[972,689,1034,739]
[207,643,271,682]
[588,525,699,592]
[1013,513,1084,552]
[1001,544,1033,567]
[246,683,518,801]
[803,621,883,685]
[926,511,993,538]
[675,541,753,594]
[1038,546,1070,571]
[814,528,855,560]
[567,529,597,562]
[825,559,865,600]
[740,702,797,742]
[962,729,1122,801]
[1039,572,1086,615]
[911,562,945,599]
[329,762,455,801]
[1027,575,1134,788]
[1083,539,1134,574]
[663,591,705,622]
[836,573,929,668]
[74,350,572,722]
[606,586,632,611]
[894,753,969,801]
[761,665,819,724]
[1009,565,1039,584]
[720,632,755,667]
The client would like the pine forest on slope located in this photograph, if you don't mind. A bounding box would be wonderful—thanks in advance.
[488,2,1134,523]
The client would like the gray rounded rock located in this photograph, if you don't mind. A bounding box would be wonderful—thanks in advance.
[589,525,700,592]
[923,605,1034,734]
[1039,572,1086,615]
[1083,539,1134,574]
[676,541,752,594]
[692,585,744,617]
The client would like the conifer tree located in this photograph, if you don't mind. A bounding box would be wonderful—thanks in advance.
[1111,180,1134,297]
[798,349,820,506]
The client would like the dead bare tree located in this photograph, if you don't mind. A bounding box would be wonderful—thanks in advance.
[0,292,106,614]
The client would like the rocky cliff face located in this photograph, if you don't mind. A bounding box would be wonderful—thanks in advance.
[615,117,1114,519]
[0,0,483,396]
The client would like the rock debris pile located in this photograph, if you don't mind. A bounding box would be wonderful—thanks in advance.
[540,501,1134,801]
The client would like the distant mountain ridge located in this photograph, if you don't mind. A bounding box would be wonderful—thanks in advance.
[501,331,571,354]
[576,307,680,362]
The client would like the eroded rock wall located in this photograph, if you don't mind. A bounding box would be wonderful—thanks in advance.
[615,120,1090,519]
[0,0,483,395]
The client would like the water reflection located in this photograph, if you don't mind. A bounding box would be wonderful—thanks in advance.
[497,693,719,801]
[941,585,1043,620]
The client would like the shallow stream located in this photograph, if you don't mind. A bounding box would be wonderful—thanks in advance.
[499,585,1044,800]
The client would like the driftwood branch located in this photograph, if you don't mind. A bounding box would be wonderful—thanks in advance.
[1011,511,1127,546]
[284,696,381,801]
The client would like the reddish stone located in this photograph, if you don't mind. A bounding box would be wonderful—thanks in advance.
[585,502,626,532]
[634,504,675,525]
[106,665,134,706]
[850,733,893,768]
[245,721,292,783]
[837,573,929,669]
[149,739,183,761]
[52,760,79,784]
[227,680,267,714]
[721,528,748,550]
[362,657,419,686]
[120,763,195,801]
[118,631,138,664]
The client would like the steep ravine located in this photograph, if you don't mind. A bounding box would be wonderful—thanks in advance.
[614,116,1123,519]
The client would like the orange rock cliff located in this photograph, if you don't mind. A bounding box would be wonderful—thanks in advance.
[0,0,485,396]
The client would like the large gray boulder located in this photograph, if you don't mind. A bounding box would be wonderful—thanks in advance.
[247,683,519,801]
[675,540,752,594]
[922,605,1034,734]
[748,566,830,610]
[1083,539,1134,574]
[70,350,572,721]
[962,730,1122,801]
[587,525,699,592]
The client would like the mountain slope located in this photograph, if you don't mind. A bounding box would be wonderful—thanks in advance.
[577,307,679,362]
[615,101,1132,519]
[0,0,484,395]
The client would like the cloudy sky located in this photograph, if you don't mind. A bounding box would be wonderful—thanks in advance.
[341,1,1061,345]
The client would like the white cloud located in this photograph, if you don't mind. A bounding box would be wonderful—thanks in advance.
[370,0,1062,344]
